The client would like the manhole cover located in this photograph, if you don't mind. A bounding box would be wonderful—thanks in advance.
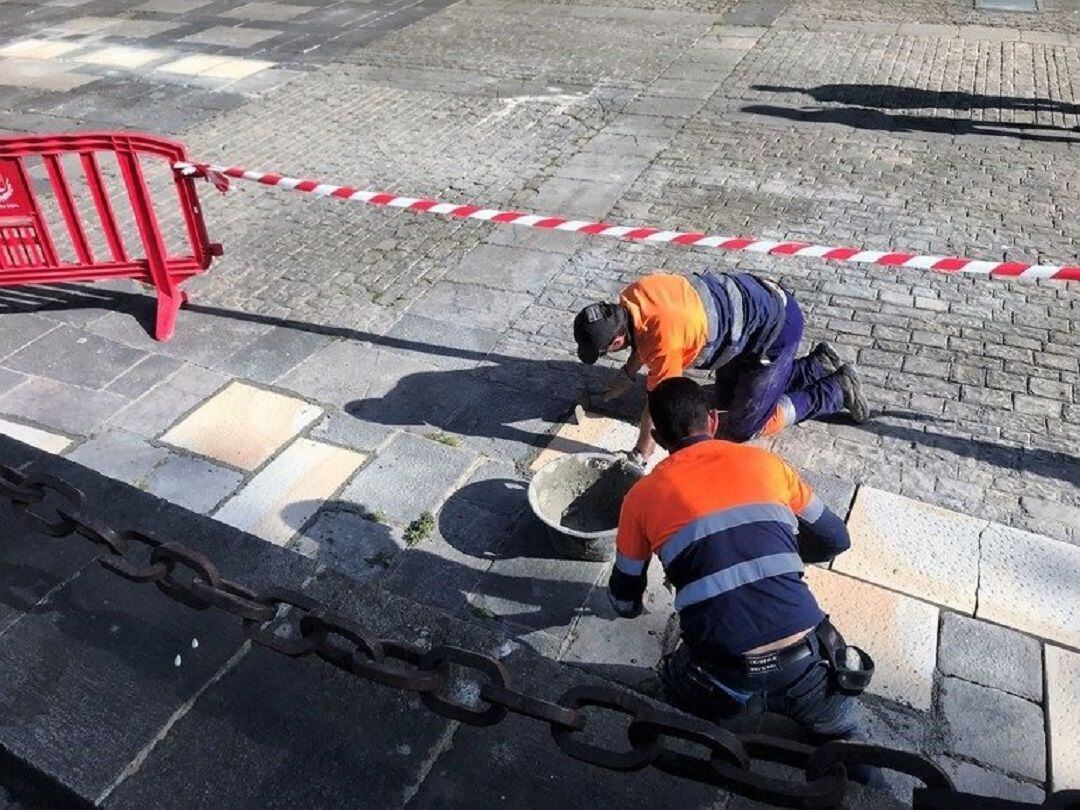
[974,0,1037,11]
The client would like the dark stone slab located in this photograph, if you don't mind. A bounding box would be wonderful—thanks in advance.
[381,313,502,371]
[309,410,395,453]
[0,312,57,361]
[88,309,271,367]
[469,512,606,638]
[801,470,857,520]
[0,377,130,437]
[339,432,476,525]
[445,383,570,465]
[0,436,320,802]
[214,325,334,385]
[721,0,791,26]
[105,354,185,399]
[0,368,26,397]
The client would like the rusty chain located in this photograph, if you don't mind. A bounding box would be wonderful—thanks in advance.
[1,463,1076,810]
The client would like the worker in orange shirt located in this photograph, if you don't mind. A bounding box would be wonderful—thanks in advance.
[608,376,883,791]
[573,271,868,464]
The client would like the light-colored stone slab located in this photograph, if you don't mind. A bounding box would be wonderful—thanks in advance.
[938,612,1042,701]
[805,567,938,709]
[135,0,212,11]
[78,46,166,69]
[158,54,232,76]
[44,16,117,36]
[530,410,665,472]
[221,2,309,21]
[836,487,982,612]
[977,523,1080,649]
[107,20,183,39]
[0,39,81,59]
[0,57,96,92]
[0,417,72,454]
[1046,645,1080,790]
[213,438,364,545]
[942,676,1045,781]
[199,57,276,80]
[180,26,282,48]
[161,381,321,471]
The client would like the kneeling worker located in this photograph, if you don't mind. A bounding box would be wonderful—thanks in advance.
[573,271,869,463]
[608,377,882,788]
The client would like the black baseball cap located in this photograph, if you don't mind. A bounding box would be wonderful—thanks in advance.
[573,303,626,365]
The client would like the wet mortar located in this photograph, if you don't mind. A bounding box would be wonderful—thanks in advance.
[535,457,641,533]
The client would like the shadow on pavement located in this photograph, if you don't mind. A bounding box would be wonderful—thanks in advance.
[740,103,1080,143]
[753,84,1080,119]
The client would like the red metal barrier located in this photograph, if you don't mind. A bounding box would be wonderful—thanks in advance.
[0,132,221,340]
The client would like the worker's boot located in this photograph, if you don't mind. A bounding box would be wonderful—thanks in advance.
[811,341,843,373]
[836,364,870,423]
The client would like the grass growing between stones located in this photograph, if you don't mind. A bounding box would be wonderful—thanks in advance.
[425,431,461,448]
[404,511,435,546]
[469,602,497,620]
[359,506,390,524]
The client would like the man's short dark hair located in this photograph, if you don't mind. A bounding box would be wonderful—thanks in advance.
[648,377,710,445]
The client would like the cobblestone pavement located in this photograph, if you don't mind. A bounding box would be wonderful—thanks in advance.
[1,0,1079,799]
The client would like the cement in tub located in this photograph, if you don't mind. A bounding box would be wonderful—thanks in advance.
[527,452,644,561]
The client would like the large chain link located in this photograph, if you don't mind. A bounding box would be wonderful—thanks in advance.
[2,463,1074,809]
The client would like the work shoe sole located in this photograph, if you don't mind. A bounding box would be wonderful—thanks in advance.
[812,341,843,373]
[837,364,870,423]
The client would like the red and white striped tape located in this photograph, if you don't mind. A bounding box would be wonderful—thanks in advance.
[175,161,1079,282]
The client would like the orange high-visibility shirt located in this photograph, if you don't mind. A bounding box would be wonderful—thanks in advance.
[619,274,707,391]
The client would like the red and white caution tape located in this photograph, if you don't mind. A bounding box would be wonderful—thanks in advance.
[175,161,1079,282]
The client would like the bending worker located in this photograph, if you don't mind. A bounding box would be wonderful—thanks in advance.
[608,377,883,789]
[573,271,869,463]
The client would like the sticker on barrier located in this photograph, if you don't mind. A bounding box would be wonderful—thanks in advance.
[176,160,1079,283]
[0,133,222,341]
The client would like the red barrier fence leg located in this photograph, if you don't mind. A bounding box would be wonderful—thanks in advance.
[0,132,221,341]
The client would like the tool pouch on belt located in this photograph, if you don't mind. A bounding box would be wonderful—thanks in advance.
[816,618,874,696]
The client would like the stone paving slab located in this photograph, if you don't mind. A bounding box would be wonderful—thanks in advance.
[213,437,364,545]
[3,324,146,390]
[560,559,674,690]
[836,487,982,612]
[938,611,1042,701]
[66,428,170,486]
[941,676,1046,781]
[339,431,476,526]
[0,417,72,454]
[0,376,130,437]
[977,523,1080,649]
[106,363,229,440]
[938,758,1045,803]
[142,453,245,516]
[160,381,321,471]
[805,567,938,709]
[1046,645,1080,790]
[0,436,322,804]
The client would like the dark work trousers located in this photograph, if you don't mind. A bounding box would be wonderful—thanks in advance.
[714,296,844,442]
[661,634,886,790]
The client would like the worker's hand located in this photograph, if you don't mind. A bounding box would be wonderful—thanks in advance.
[597,367,635,402]
[615,448,648,475]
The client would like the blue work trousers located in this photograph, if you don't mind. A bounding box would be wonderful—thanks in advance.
[714,296,844,442]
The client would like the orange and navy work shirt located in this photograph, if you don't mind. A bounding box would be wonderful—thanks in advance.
[609,438,839,656]
[619,274,707,391]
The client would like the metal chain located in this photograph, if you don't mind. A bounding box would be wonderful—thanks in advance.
[1,463,1073,810]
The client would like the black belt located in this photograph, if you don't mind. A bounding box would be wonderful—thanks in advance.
[700,633,815,677]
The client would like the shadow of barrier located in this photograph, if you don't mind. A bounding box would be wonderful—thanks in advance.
[0,132,220,341]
